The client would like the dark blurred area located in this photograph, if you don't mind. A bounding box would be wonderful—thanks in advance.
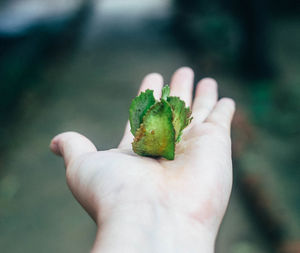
[0,0,299,252]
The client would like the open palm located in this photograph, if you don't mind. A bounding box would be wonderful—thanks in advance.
[50,67,235,243]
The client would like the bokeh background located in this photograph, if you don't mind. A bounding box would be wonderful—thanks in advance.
[0,0,299,252]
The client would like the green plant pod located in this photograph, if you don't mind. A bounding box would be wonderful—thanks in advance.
[129,85,192,160]
[132,100,175,160]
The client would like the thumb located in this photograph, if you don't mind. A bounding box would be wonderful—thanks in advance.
[50,131,97,167]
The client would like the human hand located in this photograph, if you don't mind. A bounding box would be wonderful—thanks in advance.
[50,67,235,253]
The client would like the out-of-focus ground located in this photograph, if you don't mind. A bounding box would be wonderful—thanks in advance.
[0,1,299,252]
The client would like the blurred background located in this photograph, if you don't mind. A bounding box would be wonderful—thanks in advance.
[0,0,299,252]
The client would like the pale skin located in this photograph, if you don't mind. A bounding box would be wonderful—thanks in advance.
[50,67,235,253]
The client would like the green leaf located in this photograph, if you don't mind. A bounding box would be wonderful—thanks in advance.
[129,89,156,135]
[132,100,175,160]
[161,85,170,100]
[167,96,192,143]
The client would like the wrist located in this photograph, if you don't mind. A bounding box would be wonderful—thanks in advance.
[92,202,216,253]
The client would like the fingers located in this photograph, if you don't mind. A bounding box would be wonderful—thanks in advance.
[50,131,97,167]
[169,67,194,107]
[118,73,164,149]
[206,98,236,131]
[192,78,218,124]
